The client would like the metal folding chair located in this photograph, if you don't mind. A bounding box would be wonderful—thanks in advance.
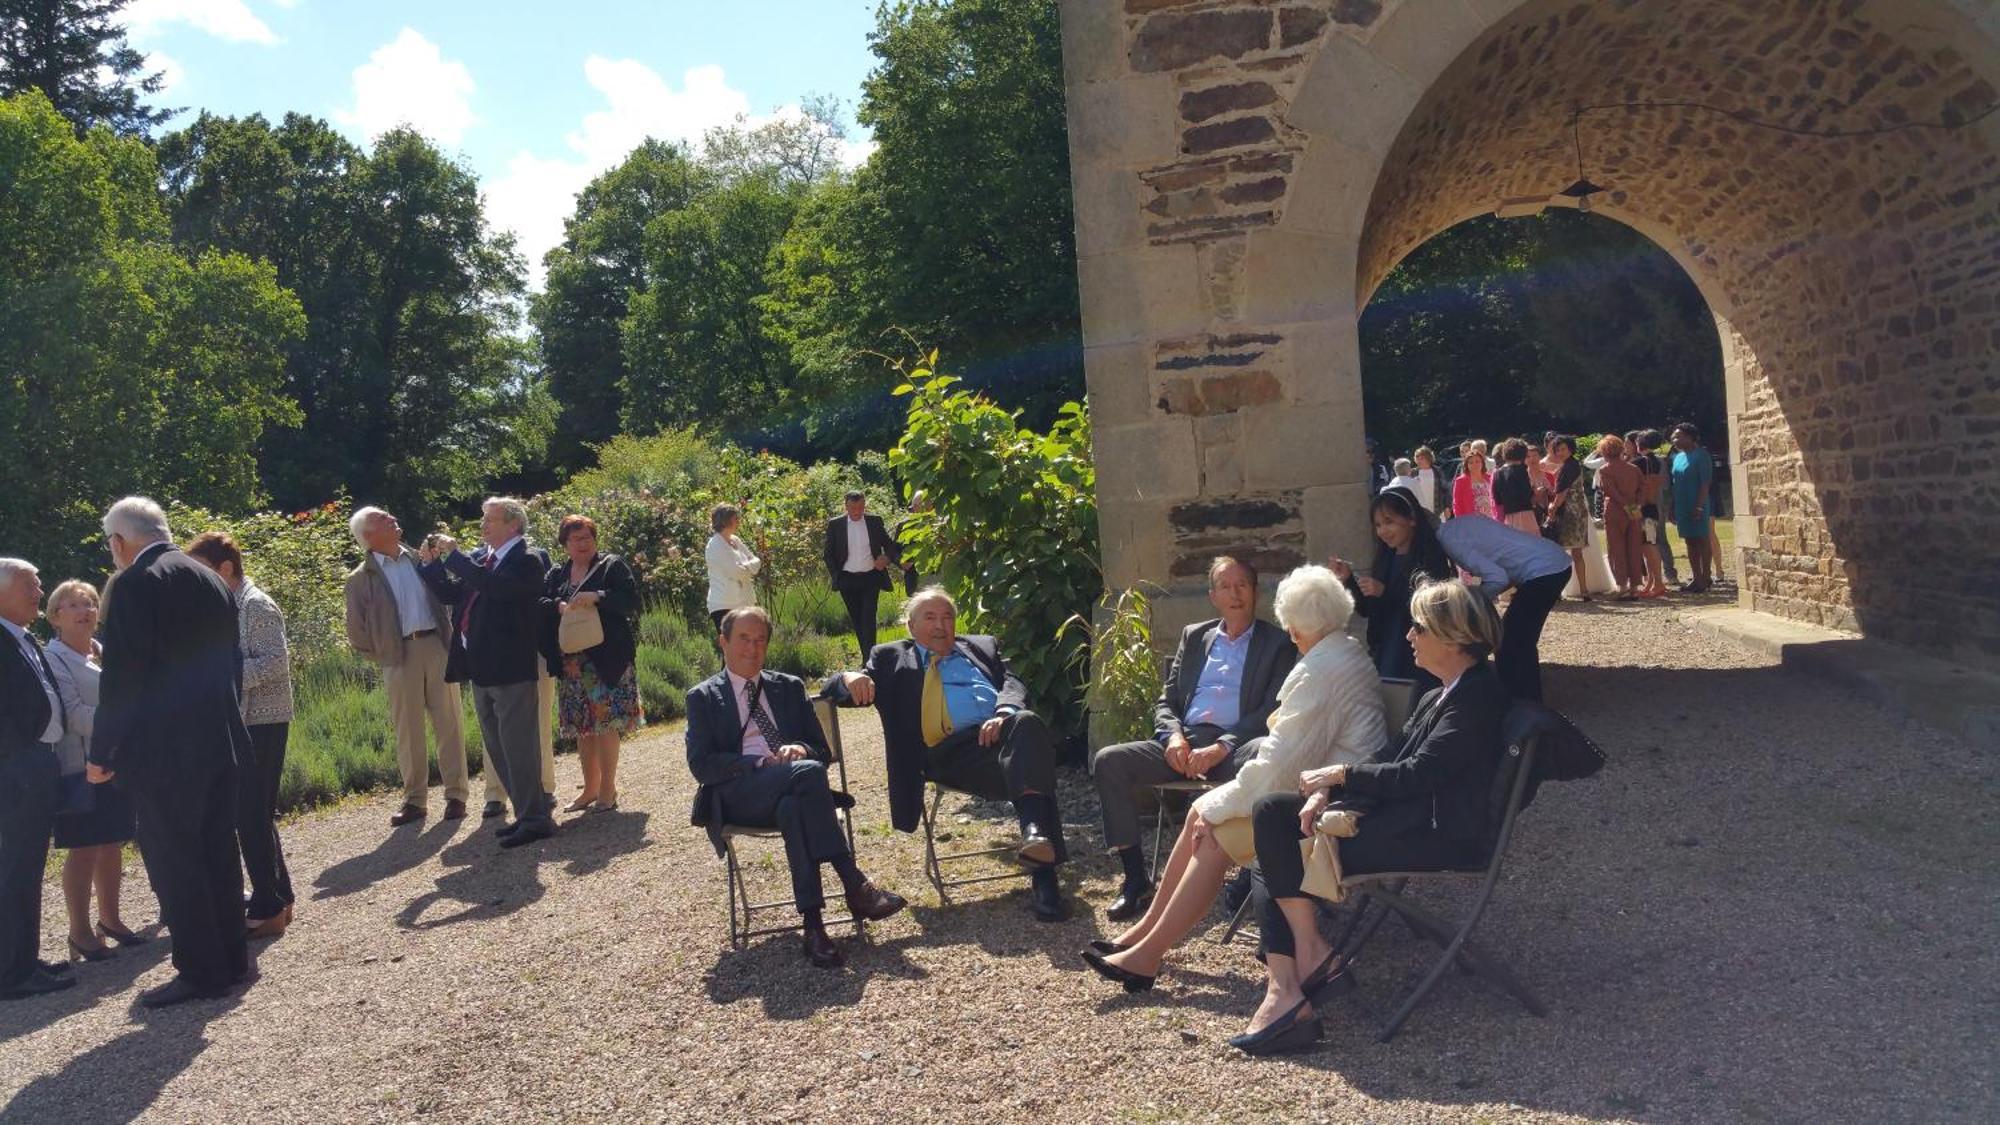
[1324,702,1553,1041]
[918,782,1032,902]
[720,696,862,948]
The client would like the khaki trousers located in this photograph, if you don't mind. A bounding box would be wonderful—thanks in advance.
[482,670,556,806]
[384,637,468,809]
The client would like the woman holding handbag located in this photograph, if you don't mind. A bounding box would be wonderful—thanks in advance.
[547,515,643,812]
[43,579,145,962]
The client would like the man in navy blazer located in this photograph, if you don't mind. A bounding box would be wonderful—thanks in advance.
[829,586,1073,921]
[686,607,906,966]
[1090,557,1297,920]
[0,558,74,1000]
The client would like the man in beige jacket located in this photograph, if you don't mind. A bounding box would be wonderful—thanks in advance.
[345,507,470,827]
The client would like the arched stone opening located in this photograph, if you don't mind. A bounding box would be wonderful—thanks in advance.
[1058,0,1998,660]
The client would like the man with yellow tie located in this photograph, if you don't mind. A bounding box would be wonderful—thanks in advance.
[832,586,1071,921]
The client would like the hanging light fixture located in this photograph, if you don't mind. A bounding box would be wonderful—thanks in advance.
[1559,109,1606,211]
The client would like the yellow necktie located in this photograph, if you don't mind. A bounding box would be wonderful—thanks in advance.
[921,655,953,747]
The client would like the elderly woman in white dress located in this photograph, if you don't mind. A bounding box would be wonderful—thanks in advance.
[704,504,762,636]
[1081,565,1386,993]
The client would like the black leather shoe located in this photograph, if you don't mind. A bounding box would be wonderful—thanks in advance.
[96,921,149,947]
[1086,938,1129,956]
[1,970,75,1000]
[38,958,74,976]
[1029,877,1069,922]
[1228,996,1321,1055]
[1105,883,1153,922]
[481,800,507,819]
[843,881,908,923]
[496,819,523,837]
[497,823,554,848]
[442,798,467,820]
[139,977,230,1009]
[802,925,843,968]
[1301,952,1356,1000]
[1016,827,1056,867]
[1080,947,1154,993]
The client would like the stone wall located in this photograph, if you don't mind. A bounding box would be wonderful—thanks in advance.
[1061,0,2000,661]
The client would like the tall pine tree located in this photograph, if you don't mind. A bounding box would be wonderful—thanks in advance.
[0,0,171,136]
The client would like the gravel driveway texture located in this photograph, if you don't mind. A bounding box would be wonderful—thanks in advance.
[3,596,1995,1124]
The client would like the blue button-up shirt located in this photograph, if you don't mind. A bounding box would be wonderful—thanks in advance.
[926,647,1000,730]
[1183,624,1250,731]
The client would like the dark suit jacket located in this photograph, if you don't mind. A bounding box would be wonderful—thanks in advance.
[823,513,901,593]
[542,552,640,686]
[1342,660,1511,856]
[419,540,550,687]
[831,635,1023,834]
[1151,617,1296,751]
[684,669,830,855]
[0,628,58,757]
[89,543,250,782]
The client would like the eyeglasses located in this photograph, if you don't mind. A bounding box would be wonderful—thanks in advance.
[1409,622,1428,635]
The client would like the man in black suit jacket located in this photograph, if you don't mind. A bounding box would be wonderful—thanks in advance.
[88,498,252,1008]
[418,497,557,846]
[686,607,906,966]
[1091,557,1297,920]
[830,587,1073,921]
[822,491,903,659]
[0,559,75,1000]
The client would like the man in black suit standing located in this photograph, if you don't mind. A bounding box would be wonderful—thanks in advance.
[0,558,76,1000]
[1090,557,1297,920]
[687,607,907,966]
[831,587,1073,921]
[88,497,252,1007]
[418,497,557,847]
[823,490,902,659]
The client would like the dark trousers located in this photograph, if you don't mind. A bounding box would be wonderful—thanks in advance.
[238,722,293,919]
[473,680,552,830]
[835,572,883,657]
[1090,724,1254,851]
[0,748,58,987]
[1499,571,1569,702]
[925,710,1067,862]
[130,756,248,989]
[717,759,850,913]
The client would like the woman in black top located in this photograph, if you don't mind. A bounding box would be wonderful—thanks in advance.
[545,514,643,812]
[1327,487,1453,695]
[1490,438,1539,536]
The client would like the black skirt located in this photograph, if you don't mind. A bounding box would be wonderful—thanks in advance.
[53,779,136,849]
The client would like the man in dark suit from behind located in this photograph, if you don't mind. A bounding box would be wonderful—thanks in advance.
[830,586,1074,921]
[822,490,902,659]
[0,558,76,1000]
[88,497,252,1008]
[417,497,556,847]
[1090,556,1298,921]
[686,607,907,966]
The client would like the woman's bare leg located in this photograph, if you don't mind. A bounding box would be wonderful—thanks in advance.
[1106,828,1230,976]
[1111,811,1198,948]
[596,734,620,804]
[62,848,98,947]
[93,845,127,931]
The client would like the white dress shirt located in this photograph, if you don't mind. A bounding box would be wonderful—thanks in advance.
[375,549,433,636]
[842,517,874,573]
[2,618,64,743]
[726,669,774,761]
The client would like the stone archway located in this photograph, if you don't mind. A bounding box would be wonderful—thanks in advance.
[1060,0,2000,663]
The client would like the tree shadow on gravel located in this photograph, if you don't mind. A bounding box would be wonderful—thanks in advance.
[391,828,546,930]
[2,987,241,1122]
[702,932,929,1020]
[0,931,174,1041]
[310,814,460,900]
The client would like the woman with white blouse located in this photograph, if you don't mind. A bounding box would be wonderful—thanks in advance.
[1081,565,1385,993]
[704,504,762,635]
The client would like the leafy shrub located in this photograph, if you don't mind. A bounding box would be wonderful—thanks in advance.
[167,498,359,665]
[1063,585,1160,746]
[767,631,847,680]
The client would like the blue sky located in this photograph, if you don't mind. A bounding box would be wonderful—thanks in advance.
[122,0,884,284]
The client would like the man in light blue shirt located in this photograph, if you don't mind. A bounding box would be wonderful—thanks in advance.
[1437,514,1572,702]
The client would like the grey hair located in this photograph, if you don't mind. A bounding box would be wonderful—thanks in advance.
[481,496,529,534]
[1393,457,1414,475]
[350,506,392,547]
[0,558,38,593]
[45,578,99,616]
[1272,564,1354,638]
[102,496,172,545]
[901,584,957,628]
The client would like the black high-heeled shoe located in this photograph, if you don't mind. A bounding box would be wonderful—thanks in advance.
[69,936,116,963]
[1300,951,1356,999]
[1080,947,1155,993]
[96,920,149,947]
[1086,939,1129,956]
[1228,996,1323,1056]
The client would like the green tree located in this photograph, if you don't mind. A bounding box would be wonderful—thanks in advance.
[0,91,301,579]
[0,0,170,135]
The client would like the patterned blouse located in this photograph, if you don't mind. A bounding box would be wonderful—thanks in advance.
[238,581,295,726]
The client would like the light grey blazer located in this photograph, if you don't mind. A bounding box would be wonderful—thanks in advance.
[44,638,99,775]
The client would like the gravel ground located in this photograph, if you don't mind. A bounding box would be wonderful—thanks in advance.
[4,595,1996,1124]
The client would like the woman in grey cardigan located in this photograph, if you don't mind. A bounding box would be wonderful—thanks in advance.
[188,533,296,939]
[44,579,144,961]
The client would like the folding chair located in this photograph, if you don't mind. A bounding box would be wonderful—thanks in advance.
[1324,702,1553,1041]
[720,696,862,948]
[918,782,1033,902]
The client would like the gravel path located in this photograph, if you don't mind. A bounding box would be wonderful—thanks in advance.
[4,597,1995,1124]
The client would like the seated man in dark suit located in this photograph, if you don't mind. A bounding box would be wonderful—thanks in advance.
[0,558,75,1000]
[1091,556,1296,921]
[687,607,906,967]
[830,586,1073,921]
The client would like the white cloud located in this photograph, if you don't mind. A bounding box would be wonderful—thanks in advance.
[147,49,187,93]
[124,0,280,45]
[334,27,476,147]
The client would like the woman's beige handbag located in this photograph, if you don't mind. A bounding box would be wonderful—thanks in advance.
[1299,808,1362,902]
[558,558,610,654]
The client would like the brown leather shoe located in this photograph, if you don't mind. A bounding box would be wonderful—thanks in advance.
[245,912,288,940]
[389,804,426,827]
[843,881,908,923]
[802,924,843,968]
[442,798,467,820]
